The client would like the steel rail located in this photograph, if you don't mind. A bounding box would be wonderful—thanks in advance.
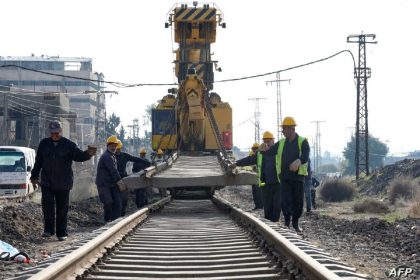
[212,195,343,280]
[26,196,171,280]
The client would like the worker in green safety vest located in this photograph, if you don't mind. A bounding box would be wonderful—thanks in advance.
[264,116,310,233]
[231,131,282,222]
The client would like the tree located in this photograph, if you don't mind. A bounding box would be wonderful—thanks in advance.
[118,125,127,144]
[143,104,155,126]
[139,130,151,150]
[319,164,339,173]
[105,113,120,136]
[342,135,389,175]
[138,104,155,150]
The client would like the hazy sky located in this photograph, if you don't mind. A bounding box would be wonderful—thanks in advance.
[1,0,419,156]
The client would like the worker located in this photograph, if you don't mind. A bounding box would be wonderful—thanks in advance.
[30,120,97,241]
[265,117,310,233]
[115,140,150,216]
[152,148,167,197]
[310,174,320,210]
[154,149,165,163]
[250,143,263,210]
[95,135,127,223]
[132,148,151,208]
[231,131,282,222]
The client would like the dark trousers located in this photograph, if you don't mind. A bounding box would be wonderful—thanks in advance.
[41,186,70,237]
[311,189,316,209]
[251,185,264,209]
[121,190,128,216]
[261,183,282,222]
[304,180,312,211]
[135,188,147,208]
[281,180,304,225]
[97,185,122,223]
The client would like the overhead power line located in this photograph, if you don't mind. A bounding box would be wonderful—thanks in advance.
[0,49,356,88]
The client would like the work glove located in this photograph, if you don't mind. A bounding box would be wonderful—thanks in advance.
[289,159,302,172]
[258,143,268,152]
[116,180,128,192]
[86,145,97,156]
[229,163,237,170]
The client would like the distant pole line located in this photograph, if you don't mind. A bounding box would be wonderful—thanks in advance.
[248,97,267,143]
[311,120,325,174]
[266,74,291,140]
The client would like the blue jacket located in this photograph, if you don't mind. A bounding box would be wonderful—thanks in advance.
[116,152,150,178]
[31,137,92,190]
[95,150,121,188]
[236,152,279,185]
[132,158,151,173]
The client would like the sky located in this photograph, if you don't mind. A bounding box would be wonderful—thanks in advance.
[1,0,419,156]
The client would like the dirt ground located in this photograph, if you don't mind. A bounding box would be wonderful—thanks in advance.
[0,190,143,279]
[217,185,420,280]
[1,184,419,279]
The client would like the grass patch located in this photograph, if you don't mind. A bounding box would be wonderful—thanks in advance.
[319,178,356,202]
[353,198,390,214]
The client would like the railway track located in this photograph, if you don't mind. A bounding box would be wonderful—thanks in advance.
[12,196,369,280]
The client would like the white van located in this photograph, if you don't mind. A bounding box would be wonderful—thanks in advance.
[0,146,37,198]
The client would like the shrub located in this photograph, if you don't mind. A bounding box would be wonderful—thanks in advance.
[409,187,420,218]
[388,176,416,204]
[319,178,356,202]
[353,198,390,214]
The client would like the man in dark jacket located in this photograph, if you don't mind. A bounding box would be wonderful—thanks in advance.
[115,141,150,215]
[132,148,151,208]
[96,135,127,223]
[30,121,96,241]
[231,131,282,222]
[265,117,310,233]
[310,175,320,209]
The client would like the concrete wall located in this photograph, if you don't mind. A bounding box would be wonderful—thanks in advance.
[70,169,98,202]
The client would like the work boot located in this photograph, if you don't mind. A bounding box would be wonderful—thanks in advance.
[41,232,53,238]
[57,236,67,241]
[292,221,302,233]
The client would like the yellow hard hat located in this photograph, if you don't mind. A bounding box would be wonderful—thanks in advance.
[106,135,119,145]
[262,131,274,140]
[139,148,147,154]
[251,143,259,149]
[117,140,123,150]
[282,116,297,126]
[157,149,164,155]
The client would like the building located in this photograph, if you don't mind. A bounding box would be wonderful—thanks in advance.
[0,85,76,148]
[0,55,106,148]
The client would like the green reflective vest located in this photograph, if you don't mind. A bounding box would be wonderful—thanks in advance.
[257,136,308,187]
[275,136,309,177]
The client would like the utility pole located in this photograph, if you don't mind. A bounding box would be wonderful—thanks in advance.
[311,121,324,174]
[347,33,377,179]
[266,73,291,140]
[248,98,266,143]
[93,72,104,166]
[0,86,10,145]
